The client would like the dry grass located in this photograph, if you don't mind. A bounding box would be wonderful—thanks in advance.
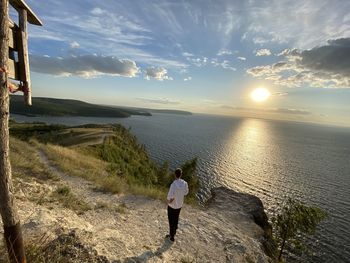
[10,137,58,181]
[40,143,107,178]
[39,143,128,194]
[129,184,167,200]
[0,231,107,263]
[38,142,170,200]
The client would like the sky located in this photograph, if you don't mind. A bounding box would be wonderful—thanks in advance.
[10,0,350,127]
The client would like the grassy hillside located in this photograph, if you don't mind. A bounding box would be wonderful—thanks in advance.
[9,122,199,203]
[116,106,193,115]
[10,96,152,117]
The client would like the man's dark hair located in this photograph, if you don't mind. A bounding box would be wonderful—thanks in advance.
[175,168,182,178]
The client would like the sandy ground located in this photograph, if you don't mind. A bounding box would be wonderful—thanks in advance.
[1,150,273,263]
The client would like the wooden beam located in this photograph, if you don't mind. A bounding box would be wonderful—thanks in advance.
[1,0,27,262]
[8,26,16,49]
[7,59,19,80]
[17,8,31,105]
[8,18,15,28]
[9,0,42,26]
[8,21,19,81]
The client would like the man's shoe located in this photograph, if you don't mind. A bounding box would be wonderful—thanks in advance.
[165,234,175,242]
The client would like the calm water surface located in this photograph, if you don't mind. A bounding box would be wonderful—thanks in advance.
[12,113,350,262]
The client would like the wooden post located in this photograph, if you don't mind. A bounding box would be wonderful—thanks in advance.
[0,0,27,262]
[18,7,31,105]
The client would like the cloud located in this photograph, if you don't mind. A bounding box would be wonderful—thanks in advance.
[186,57,208,67]
[137,97,180,105]
[90,7,105,15]
[273,108,311,115]
[237,56,246,61]
[27,3,188,71]
[252,37,271,45]
[26,0,350,74]
[300,38,350,75]
[211,59,236,71]
[201,99,217,104]
[239,0,350,49]
[217,49,232,56]
[70,41,80,48]
[30,54,139,78]
[247,38,350,88]
[255,49,272,56]
[182,52,194,57]
[273,92,289,96]
[184,76,192,81]
[220,60,236,71]
[222,105,311,115]
[144,67,172,81]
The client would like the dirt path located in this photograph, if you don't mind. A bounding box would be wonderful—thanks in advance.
[36,149,183,261]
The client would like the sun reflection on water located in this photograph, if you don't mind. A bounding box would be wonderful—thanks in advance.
[217,118,283,211]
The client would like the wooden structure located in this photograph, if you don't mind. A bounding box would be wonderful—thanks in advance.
[1,1,41,263]
[8,0,42,105]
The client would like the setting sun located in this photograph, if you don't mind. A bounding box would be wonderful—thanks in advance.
[250,88,271,102]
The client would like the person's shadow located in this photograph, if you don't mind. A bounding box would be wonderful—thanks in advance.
[122,238,173,263]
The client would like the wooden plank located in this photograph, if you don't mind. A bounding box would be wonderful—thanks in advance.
[8,27,16,49]
[8,19,15,29]
[7,59,19,80]
[17,8,31,105]
[9,0,42,26]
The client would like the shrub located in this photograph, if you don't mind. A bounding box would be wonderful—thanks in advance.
[180,158,200,200]
[272,198,327,261]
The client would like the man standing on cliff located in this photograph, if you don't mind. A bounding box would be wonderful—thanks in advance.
[166,168,189,242]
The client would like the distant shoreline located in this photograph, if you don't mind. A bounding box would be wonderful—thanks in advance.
[10,95,192,118]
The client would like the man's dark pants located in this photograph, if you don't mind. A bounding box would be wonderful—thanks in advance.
[167,206,181,238]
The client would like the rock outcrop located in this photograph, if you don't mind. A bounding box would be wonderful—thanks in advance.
[209,187,271,232]
[208,187,275,258]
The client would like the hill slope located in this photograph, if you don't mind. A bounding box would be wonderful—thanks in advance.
[1,122,274,262]
[1,137,273,263]
[10,96,151,117]
[10,96,193,118]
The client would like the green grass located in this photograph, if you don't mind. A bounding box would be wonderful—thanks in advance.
[94,125,160,186]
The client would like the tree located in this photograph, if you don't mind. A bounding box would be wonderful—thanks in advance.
[157,160,171,186]
[180,158,199,199]
[0,1,26,262]
[272,198,327,261]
